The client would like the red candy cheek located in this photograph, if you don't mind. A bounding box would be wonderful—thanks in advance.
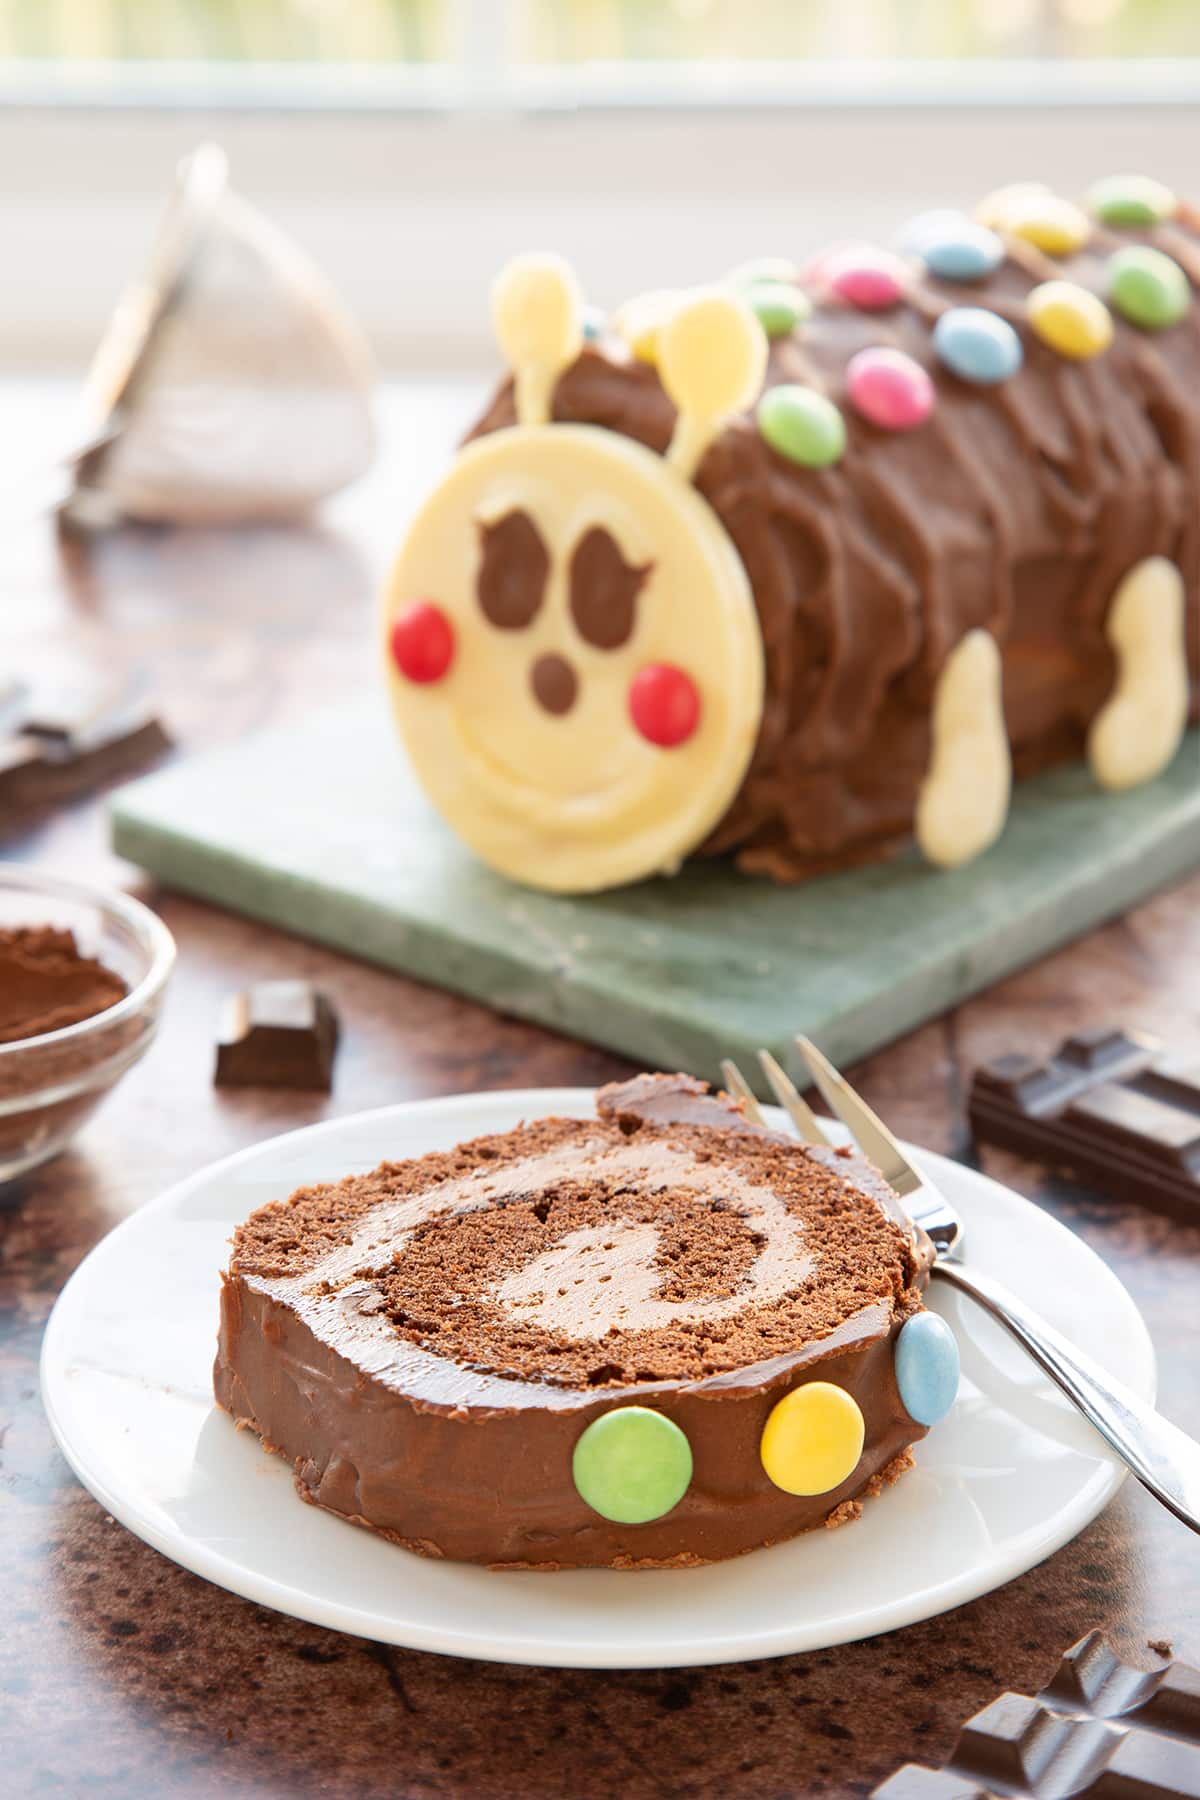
[629,663,701,748]
[390,601,455,685]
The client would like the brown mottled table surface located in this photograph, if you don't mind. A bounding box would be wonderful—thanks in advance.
[2,383,1199,1799]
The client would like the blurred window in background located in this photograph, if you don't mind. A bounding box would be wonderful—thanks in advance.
[4,0,1200,99]
[517,0,1200,64]
[2,0,1196,369]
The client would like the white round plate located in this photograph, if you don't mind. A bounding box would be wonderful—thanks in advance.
[41,1089,1155,1670]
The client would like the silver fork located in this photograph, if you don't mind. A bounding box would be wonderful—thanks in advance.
[723,1039,1200,1535]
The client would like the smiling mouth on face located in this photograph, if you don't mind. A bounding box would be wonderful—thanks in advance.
[452,694,641,816]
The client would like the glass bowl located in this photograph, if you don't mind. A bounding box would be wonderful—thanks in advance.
[0,868,175,1183]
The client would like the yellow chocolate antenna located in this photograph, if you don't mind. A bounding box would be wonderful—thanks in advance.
[491,252,583,427]
[659,290,768,482]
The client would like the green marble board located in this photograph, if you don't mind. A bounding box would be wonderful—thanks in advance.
[111,702,1200,1091]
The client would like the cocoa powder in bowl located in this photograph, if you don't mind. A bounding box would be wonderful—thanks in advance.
[0,925,134,1178]
[0,926,128,1045]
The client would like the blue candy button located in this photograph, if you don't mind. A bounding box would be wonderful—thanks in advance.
[898,208,966,253]
[933,306,1023,386]
[896,1312,960,1427]
[900,211,1005,282]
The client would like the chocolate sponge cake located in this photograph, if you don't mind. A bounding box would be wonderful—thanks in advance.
[215,1076,954,1569]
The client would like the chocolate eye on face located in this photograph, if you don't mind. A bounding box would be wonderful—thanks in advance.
[568,526,651,651]
[476,510,550,629]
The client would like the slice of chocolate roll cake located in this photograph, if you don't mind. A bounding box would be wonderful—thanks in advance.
[214,1074,955,1569]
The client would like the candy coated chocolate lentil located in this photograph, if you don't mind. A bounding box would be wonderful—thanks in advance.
[828,248,907,312]
[1106,245,1191,329]
[745,280,811,338]
[760,1381,865,1497]
[572,1407,693,1524]
[1088,173,1177,227]
[895,1312,960,1427]
[629,663,701,748]
[846,347,935,431]
[1027,281,1114,360]
[904,211,1005,281]
[757,384,846,467]
[390,602,455,684]
[933,307,1023,385]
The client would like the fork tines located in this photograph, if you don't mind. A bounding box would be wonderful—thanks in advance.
[756,1050,831,1146]
[719,1057,766,1127]
[793,1035,922,1199]
[724,1042,923,1206]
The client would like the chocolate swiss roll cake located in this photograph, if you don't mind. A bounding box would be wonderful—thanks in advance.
[383,175,1198,892]
[214,1074,957,1570]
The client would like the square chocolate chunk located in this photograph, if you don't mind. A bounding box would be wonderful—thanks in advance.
[215,982,339,1092]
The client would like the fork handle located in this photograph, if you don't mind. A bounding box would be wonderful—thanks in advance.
[934,1259,1200,1535]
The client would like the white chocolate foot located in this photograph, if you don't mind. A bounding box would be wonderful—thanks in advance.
[915,629,1012,869]
[1088,556,1189,791]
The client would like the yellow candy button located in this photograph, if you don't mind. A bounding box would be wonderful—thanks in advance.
[977,184,1089,256]
[760,1380,865,1497]
[615,288,685,364]
[976,181,1051,231]
[1007,196,1090,257]
[1028,280,1114,360]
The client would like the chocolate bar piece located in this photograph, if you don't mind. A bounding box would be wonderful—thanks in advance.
[215,982,339,1091]
[0,676,170,836]
[0,678,28,734]
[22,674,134,748]
[967,1027,1200,1218]
[874,1632,1200,1798]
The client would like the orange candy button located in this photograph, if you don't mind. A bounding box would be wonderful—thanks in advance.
[760,1381,865,1497]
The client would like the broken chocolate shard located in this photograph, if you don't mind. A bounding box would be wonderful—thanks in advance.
[22,675,130,748]
[873,1632,1200,1798]
[0,678,29,734]
[0,674,171,837]
[215,981,339,1092]
[967,1028,1200,1218]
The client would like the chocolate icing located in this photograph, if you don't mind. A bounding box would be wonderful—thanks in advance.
[214,1073,932,1568]
[468,211,1200,878]
[475,508,549,630]
[568,525,650,649]
[530,651,577,716]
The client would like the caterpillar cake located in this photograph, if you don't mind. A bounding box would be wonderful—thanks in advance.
[214,1074,956,1569]
[383,175,1199,892]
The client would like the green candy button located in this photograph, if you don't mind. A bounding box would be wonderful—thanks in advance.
[1107,246,1191,330]
[745,280,811,339]
[1088,174,1177,228]
[757,384,846,468]
[572,1407,693,1524]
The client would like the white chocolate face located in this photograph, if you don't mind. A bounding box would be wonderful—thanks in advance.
[383,424,764,892]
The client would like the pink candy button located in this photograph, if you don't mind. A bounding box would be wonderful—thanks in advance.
[800,238,873,288]
[826,247,908,312]
[846,348,935,432]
